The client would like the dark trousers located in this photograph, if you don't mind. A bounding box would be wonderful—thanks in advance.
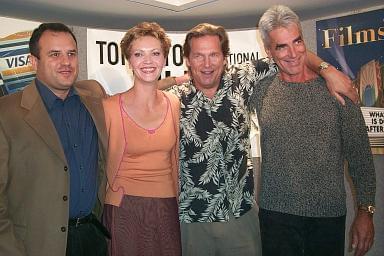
[259,208,346,256]
[66,221,108,256]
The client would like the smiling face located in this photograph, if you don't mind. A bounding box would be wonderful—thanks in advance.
[266,23,307,82]
[185,35,226,94]
[30,30,78,98]
[128,36,165,85]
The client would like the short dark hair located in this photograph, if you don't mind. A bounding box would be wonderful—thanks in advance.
[183,23,230,58]
[29,23,77,58]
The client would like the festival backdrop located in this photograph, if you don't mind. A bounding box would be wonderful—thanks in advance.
[86,28,266,95]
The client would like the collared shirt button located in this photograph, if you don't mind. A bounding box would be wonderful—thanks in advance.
[63,195,68,201]
[61,226,66,232]
[64,166,68,171]
[73,144,78,148]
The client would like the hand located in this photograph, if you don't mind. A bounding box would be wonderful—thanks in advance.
[175,73,190,85]
[350,210,374,256]
[322,65,358,105]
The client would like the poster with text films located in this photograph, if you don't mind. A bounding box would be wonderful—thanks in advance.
[0,31,35,95]
[316,8,384,151]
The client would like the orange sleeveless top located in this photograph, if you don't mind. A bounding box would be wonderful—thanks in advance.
[110,93,177,198]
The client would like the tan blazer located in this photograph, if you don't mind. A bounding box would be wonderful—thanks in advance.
[0,80,108,256]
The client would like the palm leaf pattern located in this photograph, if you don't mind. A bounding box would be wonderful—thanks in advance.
[168,60,276,223]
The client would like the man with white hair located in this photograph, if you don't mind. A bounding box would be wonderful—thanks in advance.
[250,5,376,256]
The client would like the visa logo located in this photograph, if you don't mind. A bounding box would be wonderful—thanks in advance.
[4,54,31,68]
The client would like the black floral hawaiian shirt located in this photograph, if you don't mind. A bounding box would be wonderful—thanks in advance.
[168,60,277,223]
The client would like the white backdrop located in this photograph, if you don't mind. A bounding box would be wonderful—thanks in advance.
[87,28,266,95]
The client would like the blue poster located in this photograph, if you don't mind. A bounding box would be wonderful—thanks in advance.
[0,31,35,96]
[316,8,384,149]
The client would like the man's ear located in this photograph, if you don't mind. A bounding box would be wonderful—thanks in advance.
[265,48,272,59]
[29,54,38,71]
[185,57,190,69]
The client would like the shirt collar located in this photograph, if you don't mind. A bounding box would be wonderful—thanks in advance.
[35,79,77,110]
[189,75,224,96]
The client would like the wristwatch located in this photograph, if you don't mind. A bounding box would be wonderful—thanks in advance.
[319,61,330,72]
[358,205,375,215]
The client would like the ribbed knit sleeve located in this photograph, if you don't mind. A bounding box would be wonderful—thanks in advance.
[339,98,376,206]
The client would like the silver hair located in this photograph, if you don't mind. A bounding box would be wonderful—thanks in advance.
[258,5,302,48]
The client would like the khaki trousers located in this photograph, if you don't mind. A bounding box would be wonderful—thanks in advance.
[181,206,261,256]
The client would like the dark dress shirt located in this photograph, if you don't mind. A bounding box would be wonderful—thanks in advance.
[36,79,99,218]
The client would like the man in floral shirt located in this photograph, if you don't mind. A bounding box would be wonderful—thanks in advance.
[167,23,356,256]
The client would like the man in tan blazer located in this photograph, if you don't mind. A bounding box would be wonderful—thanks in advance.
[0,23,108,256]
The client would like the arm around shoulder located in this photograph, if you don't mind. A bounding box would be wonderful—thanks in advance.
[158,76,177,90]
[158,74,190,91]
[75,79,109,98]
[306,51,357,104]
[250,58,278,79]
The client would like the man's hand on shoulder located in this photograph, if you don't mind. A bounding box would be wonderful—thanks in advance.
[321,65,358,105]
[305,51,358,105]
